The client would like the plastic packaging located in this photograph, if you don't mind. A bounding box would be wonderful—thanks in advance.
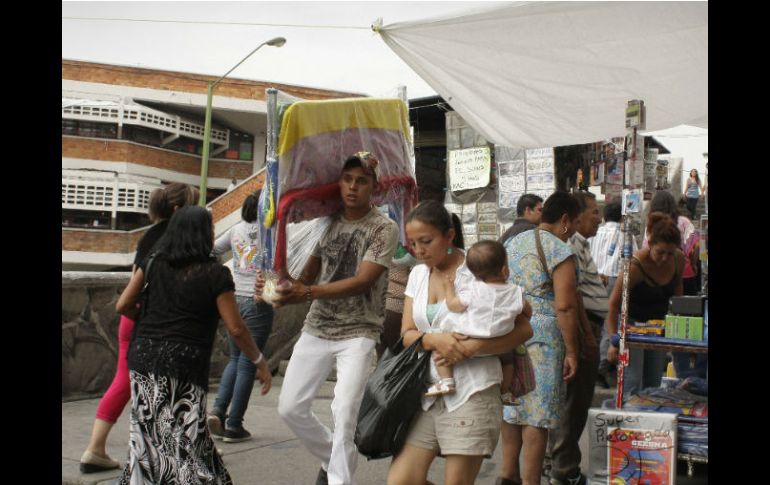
[260,90,418,273]
[355,336,431,460]
[285,217,332,279]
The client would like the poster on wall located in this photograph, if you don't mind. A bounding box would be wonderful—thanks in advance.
[461,203,477,223]
[498,159,526,209]
[607,154,624,185]
[448,147,491,191]
[605,184,623,203]
[526,148,556,193]
[592,162,605,185]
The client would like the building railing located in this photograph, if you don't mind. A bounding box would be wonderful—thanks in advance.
[62,176,160,214]
[62,98,229,146]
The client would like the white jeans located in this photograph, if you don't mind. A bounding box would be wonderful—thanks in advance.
[278,332,375,485]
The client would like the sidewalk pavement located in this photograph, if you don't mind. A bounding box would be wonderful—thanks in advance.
[64,376,702,485]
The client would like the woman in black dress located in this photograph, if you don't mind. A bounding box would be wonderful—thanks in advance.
[116,206,271,484]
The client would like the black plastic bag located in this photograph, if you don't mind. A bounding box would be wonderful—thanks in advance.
[355,335,431,460]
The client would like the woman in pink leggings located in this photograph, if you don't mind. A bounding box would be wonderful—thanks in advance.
[79,183,197,473]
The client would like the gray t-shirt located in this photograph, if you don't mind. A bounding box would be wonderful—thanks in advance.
[303,208,399,341]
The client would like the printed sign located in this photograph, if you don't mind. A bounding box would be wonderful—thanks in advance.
[478,212,497,223]
[527,173,555,190]
[463,223,477,236]
[448,147,491,191]
[499,191,523,210]
[526,157,554,174]
[478,223,498,234]
[478,203,498,214]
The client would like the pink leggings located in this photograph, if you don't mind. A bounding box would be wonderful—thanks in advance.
[95,315,134,423]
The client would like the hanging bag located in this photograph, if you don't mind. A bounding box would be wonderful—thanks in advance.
[509,343,536,398]
[355,335,431,460]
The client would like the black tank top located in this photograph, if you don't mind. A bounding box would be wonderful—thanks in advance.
[628,256,678,322]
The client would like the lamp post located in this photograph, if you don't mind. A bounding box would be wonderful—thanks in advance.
[198,36,287,206]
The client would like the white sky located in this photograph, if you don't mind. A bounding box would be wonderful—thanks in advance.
[62,1,707,180]
[62,1,503,98]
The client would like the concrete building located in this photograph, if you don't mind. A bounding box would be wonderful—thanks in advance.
[62,59,361,270]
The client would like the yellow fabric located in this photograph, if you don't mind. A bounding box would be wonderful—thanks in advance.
[263,183,276,228]
[277,98,411,156]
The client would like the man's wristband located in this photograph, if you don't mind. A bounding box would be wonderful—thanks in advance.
[610,334,621,347]
[251,353,264,366]
[305,285,313,302]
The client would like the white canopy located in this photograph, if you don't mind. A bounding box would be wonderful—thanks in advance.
[378,1,707,148]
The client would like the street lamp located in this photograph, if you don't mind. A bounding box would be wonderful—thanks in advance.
[198,36,287,206]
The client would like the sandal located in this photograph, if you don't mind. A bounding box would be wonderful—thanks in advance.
[425,378,456,397]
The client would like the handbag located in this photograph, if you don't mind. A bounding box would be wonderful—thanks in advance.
[509,343,536,398]
[354,335,431,460]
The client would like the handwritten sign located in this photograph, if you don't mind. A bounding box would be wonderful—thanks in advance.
[588,409,677,485]
[448,147,491,191]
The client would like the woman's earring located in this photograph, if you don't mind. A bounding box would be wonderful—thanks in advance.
[447,247,454,255]
[562,226,568,234]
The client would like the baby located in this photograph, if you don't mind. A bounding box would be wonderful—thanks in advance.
[427,240,531,405]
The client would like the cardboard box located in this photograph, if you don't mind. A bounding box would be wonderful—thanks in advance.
[669,296,705,316]
[665,315,703,340]
[587,408,677,484]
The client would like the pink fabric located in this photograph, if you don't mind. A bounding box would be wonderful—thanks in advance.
[273,175,417,272]
[95,315,134,423]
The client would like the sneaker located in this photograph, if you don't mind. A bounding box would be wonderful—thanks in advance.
[207,414,225,440]
[316,467,328,485]
[222,426,252,443]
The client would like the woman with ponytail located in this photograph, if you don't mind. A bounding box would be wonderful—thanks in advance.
[606,212,684,401]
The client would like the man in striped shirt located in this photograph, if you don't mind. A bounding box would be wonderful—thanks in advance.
[546,191,605,485]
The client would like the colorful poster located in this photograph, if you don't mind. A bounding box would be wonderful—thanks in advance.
[607,154,624,185]
[607,427,675,485]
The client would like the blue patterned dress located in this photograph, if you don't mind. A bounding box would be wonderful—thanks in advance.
[503,229,575,429]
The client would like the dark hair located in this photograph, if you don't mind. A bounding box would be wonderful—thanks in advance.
[690,169,701,184]
[466,240,507,281]
[649,190,679,221]
[571,191,596,212]
[541,191,581,224]
[406,200,464,249]
[241,191,261,223]
[155,206,215,266]
[148,183,198,222]
[604,202,622,223]
[516,194,543,217]
[647,211,681,247]
[451,213,464,249]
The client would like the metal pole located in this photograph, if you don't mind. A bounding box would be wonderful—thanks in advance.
[198,82,215,206]
[197,37,286,207]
